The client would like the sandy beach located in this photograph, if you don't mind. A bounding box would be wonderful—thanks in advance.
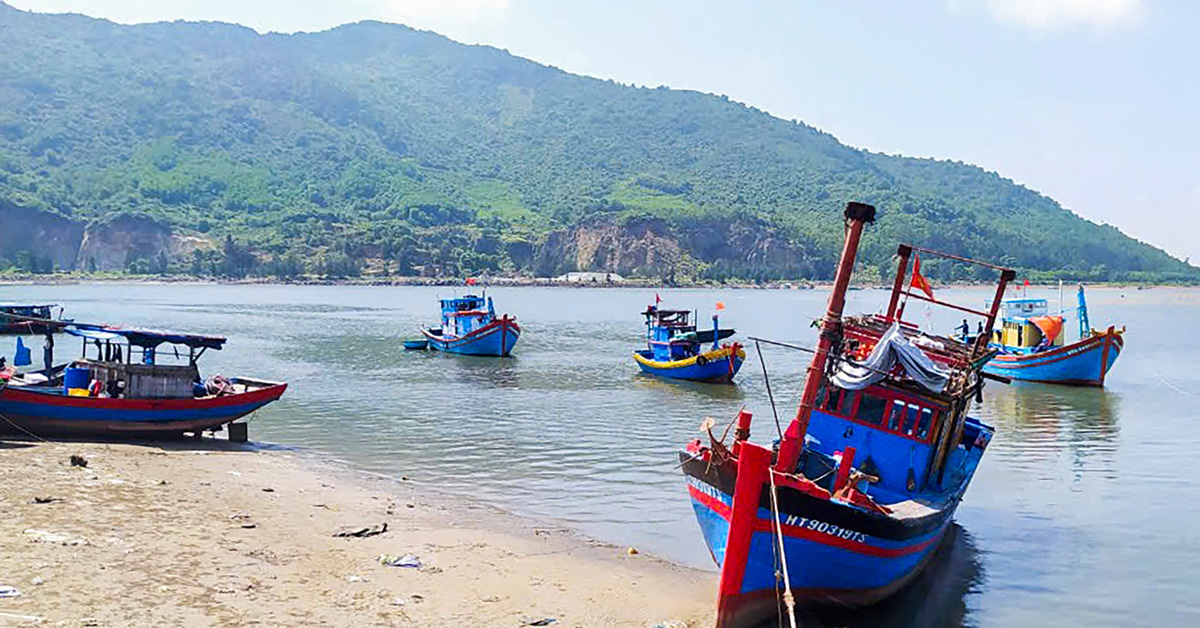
[0,438,715,627]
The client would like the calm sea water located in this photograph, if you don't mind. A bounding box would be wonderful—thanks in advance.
[3,283,1198,627]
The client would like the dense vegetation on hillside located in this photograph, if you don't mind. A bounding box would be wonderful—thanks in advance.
[0,2,1195,282]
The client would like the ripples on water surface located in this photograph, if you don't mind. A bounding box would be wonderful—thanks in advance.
[4,283,1199,626]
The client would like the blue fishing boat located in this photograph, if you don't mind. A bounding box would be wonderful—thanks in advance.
[679,203,1013,627]
[0,323,286,438]
[980,285,1123,387]
[421,294,519,357]
[634,304,744,384]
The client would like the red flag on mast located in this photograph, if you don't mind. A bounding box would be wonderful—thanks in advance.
[655,293,662,305]
[910,255,934,299]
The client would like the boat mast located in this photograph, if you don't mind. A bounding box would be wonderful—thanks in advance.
[775,202,875,473]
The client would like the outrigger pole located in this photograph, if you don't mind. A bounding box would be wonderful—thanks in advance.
[775,201,875,473]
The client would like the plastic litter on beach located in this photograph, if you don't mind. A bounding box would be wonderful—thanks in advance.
[24,528,90,546]
[31,496,59,504]
[520,617,558,626]
[0,585,20,598]
[377,554,421,568]
[334,523,387,538]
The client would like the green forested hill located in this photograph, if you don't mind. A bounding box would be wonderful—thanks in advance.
[0,2,1194,282]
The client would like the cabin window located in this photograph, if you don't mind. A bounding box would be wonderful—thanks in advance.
[889,400,906,431]
[820,386,842,413]
[916,408,934,440]
[841,391,859,417]
[855,393,888,426]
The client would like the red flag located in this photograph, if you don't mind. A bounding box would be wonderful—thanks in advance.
[465,277,477,286]
[910,255,934,299]
[655,293,662,305]
[715,301,725,311]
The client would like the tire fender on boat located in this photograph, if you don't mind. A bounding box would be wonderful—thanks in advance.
[696,355,709,366]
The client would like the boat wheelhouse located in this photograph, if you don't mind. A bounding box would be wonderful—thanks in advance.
[982,285,1123,386]
[420,294,519,357]
[0,323,286,438]
[680,202,1014,627]
[633,305,744,384]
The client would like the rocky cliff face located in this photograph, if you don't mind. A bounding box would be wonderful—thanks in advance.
[76,215,174,271]
[0,199,199,272]
[531,215,808,279]
[0,202,84,271]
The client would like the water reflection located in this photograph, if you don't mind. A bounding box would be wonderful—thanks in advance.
[632,373,748,401]
[797,525,984,628]
[981,383,1121,475]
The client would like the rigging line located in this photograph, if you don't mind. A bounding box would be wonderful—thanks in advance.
[755,340,784,443]
[1135,355,1194,397]
[768,469,799,628]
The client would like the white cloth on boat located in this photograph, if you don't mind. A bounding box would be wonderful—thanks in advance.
[831,322,949,393]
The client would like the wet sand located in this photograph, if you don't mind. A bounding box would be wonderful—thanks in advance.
[0,438,715,627]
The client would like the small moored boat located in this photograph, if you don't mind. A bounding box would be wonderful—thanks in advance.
[403,339,429,350]
[421,293,519,357]
[980,285,1123,387]
[634,303,744,384]
[0,323,286,438]
[0,304,70,335]
[680,202,1013,627]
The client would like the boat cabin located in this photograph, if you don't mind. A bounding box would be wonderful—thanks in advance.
[60,324,227,399]
[991,298,1065,353]
[642,306,709,361]
[438,294,496,339]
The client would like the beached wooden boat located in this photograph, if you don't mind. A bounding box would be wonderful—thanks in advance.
[680,202,1013,627]
[0,303,70,335]
[634,305,744,384]
[421,294,519,357]
[980,286,1123,386]
[0,323,285,437]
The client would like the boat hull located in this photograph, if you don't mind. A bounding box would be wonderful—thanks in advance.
[983,328,1123,386]
[681,448,960,627]
[0,381,287,435]
[422,317,519,357]
[634,346,745,384]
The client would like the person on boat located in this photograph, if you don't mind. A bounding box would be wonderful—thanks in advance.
[957,319,970,340]
[43,334,54,371]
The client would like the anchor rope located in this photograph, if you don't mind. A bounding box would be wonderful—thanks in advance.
[768,468,798,628]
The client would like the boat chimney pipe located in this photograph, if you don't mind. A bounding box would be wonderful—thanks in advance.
[775,202,875,473]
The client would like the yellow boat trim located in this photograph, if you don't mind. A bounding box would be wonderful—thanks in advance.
[633,346,747,370]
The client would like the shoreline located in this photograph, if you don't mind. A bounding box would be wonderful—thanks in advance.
[3,274,1196,291]
[0,436,716,627]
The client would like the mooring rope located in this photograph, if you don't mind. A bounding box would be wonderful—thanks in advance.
[768,469,798,628]
[755,340,785,443]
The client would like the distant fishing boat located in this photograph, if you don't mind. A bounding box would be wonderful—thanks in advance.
[421,293,519,357]
[979,285,1123,387]
[0,323,286,438]
[0,304,70,335]
[633,301,744,384]
[680,202,1013,627]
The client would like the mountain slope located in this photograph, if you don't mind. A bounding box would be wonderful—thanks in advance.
[0,3,1194,281]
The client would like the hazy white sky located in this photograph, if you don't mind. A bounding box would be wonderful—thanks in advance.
[9,0,1198,263]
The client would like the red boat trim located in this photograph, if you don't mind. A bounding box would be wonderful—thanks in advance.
[1,383,287,410]
[424,317,520,348]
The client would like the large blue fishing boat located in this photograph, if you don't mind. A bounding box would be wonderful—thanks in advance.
[633,303,744,384]
[421,294,519,357]
[979,286,1123,386]
[679,202,1013,627]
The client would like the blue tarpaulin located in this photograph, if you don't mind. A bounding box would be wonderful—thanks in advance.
[13,337,32,367]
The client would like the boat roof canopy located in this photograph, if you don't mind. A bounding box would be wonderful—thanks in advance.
[0,303,57,308]
[66,324,227,350]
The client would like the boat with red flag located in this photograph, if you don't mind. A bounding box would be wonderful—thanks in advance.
[979,285,1123,386]
[0,322,286,438]
[679,202,1014,627]
[633,300,744,384]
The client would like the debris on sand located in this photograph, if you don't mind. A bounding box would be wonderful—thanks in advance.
[333,523,387,538]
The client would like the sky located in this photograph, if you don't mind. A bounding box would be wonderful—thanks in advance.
[8,0,1199,264]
